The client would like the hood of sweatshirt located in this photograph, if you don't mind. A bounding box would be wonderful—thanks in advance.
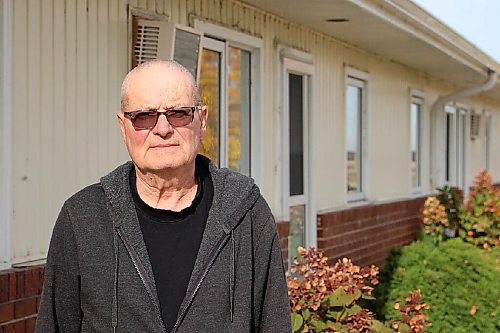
[100,155,262,332]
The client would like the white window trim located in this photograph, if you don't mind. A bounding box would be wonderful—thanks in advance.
[194,19,264,189]
[410,94,424,194]
[444,104,468,189]
[277,44,316,248]
[485,111,492,171]
[1,0,12,270]
[345,66,369,203]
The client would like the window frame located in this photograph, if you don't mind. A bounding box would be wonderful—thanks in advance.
[444,104,468,189]
[485,111,492,171]
[345,67,369,203]
[194,19,264,187]
[277,45,316,256]
[410,95,423,193]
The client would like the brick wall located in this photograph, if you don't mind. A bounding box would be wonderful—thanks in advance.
[276,221,290,269]
[0,266,44,333]
[0,197,425,332]
[317,197,426,267]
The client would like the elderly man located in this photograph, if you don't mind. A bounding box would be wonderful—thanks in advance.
[35,60,291,332]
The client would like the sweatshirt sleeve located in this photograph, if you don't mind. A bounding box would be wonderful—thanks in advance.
[254,215,292,333]
[35,204,82,333]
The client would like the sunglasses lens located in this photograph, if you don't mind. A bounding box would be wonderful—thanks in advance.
[167,108,193,127]
[134,112,158,129]
[129,107,196,129]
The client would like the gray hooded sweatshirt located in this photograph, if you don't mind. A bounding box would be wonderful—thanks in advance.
[35,156,292,332]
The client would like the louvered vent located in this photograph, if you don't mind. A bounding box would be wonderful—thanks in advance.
[470,113,481,139]
[132,19,203,80]
[134,24,160,64]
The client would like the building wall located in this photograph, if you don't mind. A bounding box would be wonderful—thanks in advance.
[4,0,500,266]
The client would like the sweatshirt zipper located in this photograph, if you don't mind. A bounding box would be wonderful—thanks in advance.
[116,227,167,333]
[170,232,231,333]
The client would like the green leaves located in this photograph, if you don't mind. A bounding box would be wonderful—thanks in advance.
[291,313,303,332]
[326,287,362,307]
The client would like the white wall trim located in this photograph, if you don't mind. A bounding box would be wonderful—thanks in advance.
[0,0,13,270]
[193,19,263,50]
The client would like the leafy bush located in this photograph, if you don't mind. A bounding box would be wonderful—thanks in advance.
[287,246,431,333]
[421,196,450,244]
[421,170,499,249]
[376,238,500,333]
[459,170,500,249]
[436,185,464,236]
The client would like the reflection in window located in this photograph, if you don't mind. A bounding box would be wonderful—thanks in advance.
[445,111,455,183]
[199,48,221,165]
[288,204,305,267]
[411,101,421,189]
[289,74,304,196]
[346,83,363,194]
[485,114,491,170]
[228,47,251,175]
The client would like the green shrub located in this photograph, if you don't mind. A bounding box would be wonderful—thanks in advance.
[376,238,500,333]
[459,170,500,249]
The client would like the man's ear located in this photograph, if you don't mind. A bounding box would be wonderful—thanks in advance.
[199,106,208,137]
[117,112,127,142]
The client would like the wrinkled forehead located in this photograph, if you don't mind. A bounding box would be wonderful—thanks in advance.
[124,66,196,108]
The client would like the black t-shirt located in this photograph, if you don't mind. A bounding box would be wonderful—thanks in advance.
[129,163,213,332]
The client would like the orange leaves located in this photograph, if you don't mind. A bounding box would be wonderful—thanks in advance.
[422,197,449,236]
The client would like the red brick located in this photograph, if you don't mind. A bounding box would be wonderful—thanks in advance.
[26,317,37,333]
[0,274,8,303]
[14,298,37,319]
[15,273,24,300]
[0,302,14,323]
[7,273,15,301]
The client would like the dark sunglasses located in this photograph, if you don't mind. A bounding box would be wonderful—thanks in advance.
[123,106,201,130]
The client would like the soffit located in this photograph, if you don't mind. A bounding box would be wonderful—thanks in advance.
[243,0,500,103]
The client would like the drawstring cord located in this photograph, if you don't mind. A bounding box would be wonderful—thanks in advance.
[229,230,235,322]
[112,227,119,332]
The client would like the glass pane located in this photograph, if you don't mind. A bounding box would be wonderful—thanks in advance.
[199,48,220,165]
[227,47,251,175]
[289,74,304,196]
[346,85,362,193]
[458,112,466,188]
[485,115,491,170]
[288,204,306,266]
[411,103,420,188]
[445,112,455,183]
[173,29,201,79]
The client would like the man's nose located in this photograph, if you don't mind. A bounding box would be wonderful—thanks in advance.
[153,114,173,136]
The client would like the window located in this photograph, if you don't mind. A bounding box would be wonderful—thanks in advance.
[445,106,467,188]
[194,21,262,180]
[280,54,314,267]
[346,75,367,201]
[485,113,492,170]
[198,42,251,174]
[411,97,422,191]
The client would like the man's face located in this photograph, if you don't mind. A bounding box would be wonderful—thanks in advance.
[117,66,207,173]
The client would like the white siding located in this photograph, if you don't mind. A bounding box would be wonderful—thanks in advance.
[10,0,130,264]
[7,0,500,264]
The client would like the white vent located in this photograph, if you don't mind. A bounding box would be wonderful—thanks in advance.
[133,19,203,80]
[470,113,481,139]
[134,24,161,63]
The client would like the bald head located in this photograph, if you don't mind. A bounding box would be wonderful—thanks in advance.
[120,60,201,111]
